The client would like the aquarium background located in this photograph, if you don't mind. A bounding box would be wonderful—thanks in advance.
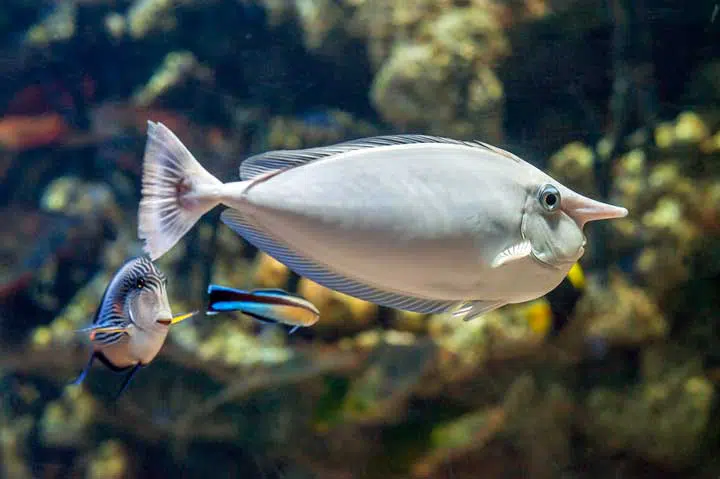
[1,0,719,478]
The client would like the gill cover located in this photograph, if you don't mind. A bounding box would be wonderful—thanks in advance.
[521,183,586,268]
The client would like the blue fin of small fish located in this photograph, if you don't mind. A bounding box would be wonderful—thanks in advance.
[70,352,96,387]
[239,134,521,180]
[114,363,142,400]
[70,352,142,399]
[220,209,457,314]
[96,352,143,399]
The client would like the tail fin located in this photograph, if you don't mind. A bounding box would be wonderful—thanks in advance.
[138,121,223,260]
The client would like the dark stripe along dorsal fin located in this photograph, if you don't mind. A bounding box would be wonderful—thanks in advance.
[239,134,522,180]
[207,285,295,305]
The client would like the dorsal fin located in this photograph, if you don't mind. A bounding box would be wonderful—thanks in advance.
[239,134,522,180]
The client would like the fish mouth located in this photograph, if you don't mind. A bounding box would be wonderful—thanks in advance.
[156,311,198,327]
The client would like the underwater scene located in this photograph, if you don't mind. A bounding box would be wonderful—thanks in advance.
[1,0,720,477]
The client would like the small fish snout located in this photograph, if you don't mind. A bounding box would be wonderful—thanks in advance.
[155,293,174,327]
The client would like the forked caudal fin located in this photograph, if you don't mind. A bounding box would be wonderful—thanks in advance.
[138,121,224,260]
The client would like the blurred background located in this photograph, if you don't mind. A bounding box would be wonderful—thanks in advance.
[0,0,719,477]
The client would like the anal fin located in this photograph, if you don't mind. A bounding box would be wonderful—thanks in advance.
[451,300,507,321]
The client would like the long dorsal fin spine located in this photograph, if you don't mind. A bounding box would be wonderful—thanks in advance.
[239,134,521,180]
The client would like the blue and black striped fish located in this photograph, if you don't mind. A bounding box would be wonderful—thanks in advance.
[206,284,320,334]
[72,256,195,398]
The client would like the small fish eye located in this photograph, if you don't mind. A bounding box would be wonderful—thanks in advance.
[136,277,146,289]
[539,185,561,211]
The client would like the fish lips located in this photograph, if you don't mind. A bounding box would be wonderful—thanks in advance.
[156,311,197,326]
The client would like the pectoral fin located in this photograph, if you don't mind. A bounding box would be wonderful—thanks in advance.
[76,325,130,342]
[451,300,506,321]
[491,240,532,268]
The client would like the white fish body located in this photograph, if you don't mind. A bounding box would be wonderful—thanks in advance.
[99,323,167,369]
[227,144,550,300]
[139,123,628,319]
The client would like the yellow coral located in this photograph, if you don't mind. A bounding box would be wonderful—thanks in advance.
[700,130,720,153]
[87,440,129,479]
[674,112,710,144]
[30,327,53,349]
[654,122,675,149]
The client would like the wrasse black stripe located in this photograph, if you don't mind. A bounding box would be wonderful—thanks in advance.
[208,289,300,308]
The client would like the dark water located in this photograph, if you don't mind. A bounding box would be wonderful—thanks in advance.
[0,1,719,478]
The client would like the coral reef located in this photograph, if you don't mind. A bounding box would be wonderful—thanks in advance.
[0,0,718,478]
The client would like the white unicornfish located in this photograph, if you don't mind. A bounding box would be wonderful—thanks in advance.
[137,122,628,321]
[72,256,196,398]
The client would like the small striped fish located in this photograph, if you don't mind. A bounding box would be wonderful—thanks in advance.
[206,284,320,334]
[71,256,196,398]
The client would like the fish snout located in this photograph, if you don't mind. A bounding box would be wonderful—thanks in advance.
[157,311,197,327]
[562,192,628,227]
[155,303,174,327]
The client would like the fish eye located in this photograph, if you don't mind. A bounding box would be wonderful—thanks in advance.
[539,184,561,212]
[136,277,146,289]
